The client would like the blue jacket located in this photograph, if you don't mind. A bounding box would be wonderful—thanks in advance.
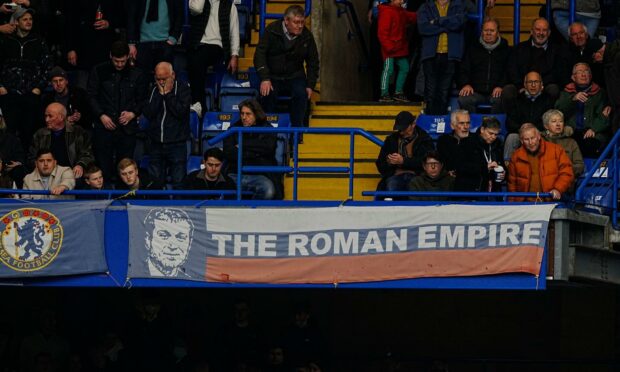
[417,0,466,62]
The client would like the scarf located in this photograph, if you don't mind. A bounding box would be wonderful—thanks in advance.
[398,132,418,158]
[565,82,597,130]
[147,0,159,23]
[479,36,501,52]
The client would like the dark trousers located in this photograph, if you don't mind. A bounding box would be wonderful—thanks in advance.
[187,43,224,105]
[136,41,175,75]
[422,54,455,115]
[260,77,308,127]
[0,93,42,154]
[93,127,137,181]
[147,140,187,189]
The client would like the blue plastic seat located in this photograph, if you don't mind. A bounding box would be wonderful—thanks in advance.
[414,114,451,140]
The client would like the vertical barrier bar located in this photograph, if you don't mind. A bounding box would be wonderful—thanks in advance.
[349,132,355,199]
[306,0,311,17]
[237,131,243,200]
[546,0,551,22]
[260,0,267,35]
[568,0,575,25]
[477,0,484,35]
[514,0,521,46]
[614,145,618,228]
[293,131,300,201]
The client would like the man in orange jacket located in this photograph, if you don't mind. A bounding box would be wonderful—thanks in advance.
[508,123,574,201]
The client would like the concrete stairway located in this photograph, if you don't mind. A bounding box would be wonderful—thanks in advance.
[283,102,423,201]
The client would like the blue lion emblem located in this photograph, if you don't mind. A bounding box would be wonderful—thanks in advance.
[15,218,46,260]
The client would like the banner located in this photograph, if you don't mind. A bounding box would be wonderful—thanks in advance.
[0,201,109,278]
[127,204,556,284]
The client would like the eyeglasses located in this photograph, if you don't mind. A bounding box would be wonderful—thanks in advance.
[525,80,541,85]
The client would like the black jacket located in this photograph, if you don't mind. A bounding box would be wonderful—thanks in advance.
[254,19,320,89]
[127,0,183,45]
[457,37,511,94]
[65,0,124,68]
[568,37,605,86]
[42,86,93,131]
[143,80,191,144]
[506,91,555,133]
[184,170,236,199]
[223,119,277,174]
[87,61,148,134]
[0,31,51,93]
[376,126,434,179]
[508,38,570,87]
[437,133,464,172]
[454,131,504,192]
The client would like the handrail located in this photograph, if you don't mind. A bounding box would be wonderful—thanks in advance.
[207,126,384,200]
[0,189,239,199]
[334,0,370,70]
[575,127,620,228]
[365,191,554,200]
[260,0,312,35]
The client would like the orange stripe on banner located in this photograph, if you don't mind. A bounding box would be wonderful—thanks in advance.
[205,246,543,284]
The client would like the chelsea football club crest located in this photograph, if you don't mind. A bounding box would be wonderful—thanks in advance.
[0,208,63,272]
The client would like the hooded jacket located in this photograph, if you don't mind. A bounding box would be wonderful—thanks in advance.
[508,139,574,201]
[377,4,417,60]
[143,79,191,144]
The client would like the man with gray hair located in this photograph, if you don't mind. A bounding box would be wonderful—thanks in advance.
[508,123,574,201]
[144,208,194,277]
[437,109,470,175]
[567,22,605,87]
[555,62,610,157]
[254,5,319,128]
[142,62,191,189]
[29,102,94,179]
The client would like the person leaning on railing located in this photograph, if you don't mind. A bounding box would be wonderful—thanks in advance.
[508,123,574,201]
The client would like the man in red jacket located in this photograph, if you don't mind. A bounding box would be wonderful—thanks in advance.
[377,0,416,102]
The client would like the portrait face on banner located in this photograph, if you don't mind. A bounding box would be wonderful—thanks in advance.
[144,208,194,277]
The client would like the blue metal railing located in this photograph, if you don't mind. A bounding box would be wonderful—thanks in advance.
[260,0,312,35]
[365,191,554,200]
[575,129,620,228]
[513,0,577,44]
[207,127,383,201]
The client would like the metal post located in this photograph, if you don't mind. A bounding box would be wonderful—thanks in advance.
[477,0,484,35]
[568,0,575,25]
[514,0,521,46]
[237,131,243,200]
[293,131,299,201]
[614,145,618,228]
[349,133,355,199]
[260,0,267,35]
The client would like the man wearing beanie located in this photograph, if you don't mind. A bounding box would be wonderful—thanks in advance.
[42,66,92,131]
[376,111,434,195]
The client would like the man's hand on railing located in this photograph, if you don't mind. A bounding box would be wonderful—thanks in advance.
[550,189,561,200]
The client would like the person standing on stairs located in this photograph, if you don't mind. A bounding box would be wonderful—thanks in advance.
[187,0,240,117]
[376,0,417,103]
[254,5,319,129]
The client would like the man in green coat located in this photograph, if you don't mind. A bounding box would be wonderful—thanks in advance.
[555,62,611,157]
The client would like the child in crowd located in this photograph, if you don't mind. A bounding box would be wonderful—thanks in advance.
[377,0,417,102]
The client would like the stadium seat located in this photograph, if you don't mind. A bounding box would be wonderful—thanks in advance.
[414,114,451,140]
[219,70,260,111]
[202,112,239,150]
[265,113,291,166]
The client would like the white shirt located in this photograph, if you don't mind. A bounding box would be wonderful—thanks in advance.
[189,0,240,56]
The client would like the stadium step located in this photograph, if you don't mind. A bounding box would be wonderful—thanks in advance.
[283,103,423,201]
[489,0,547,45]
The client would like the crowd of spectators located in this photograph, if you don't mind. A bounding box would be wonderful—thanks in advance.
[0,1,319,200]
[372,0,620,201]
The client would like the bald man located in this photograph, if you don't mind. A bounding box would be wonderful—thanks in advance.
[29,103,94,178]
[142,62,192,189]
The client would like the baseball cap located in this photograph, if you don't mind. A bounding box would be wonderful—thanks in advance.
[393,111,416,131]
